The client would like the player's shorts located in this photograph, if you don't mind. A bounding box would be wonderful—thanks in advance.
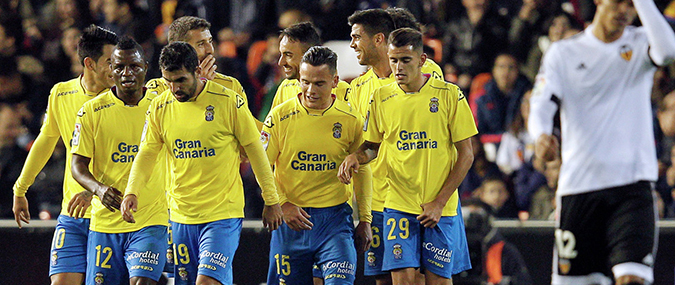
[364,210,386,276]
[382,208,471,279]
[553,181,657,284]
[49,215,90,276]
[85,225,167,284]
[267,203,357,285]
[164,222,175,276]
[171,218,242,285]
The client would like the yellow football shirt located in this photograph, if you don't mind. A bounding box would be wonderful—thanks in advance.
[72,88,168,233]
[270,78,351,110]
[262,96,364,208]
[364,76,477,216]
[346,59,444,212]
[146,72,246,102]
[139,80,260,224]
[13,76,107,218]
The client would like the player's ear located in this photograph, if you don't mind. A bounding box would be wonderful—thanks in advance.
[419,53,427,68]
[374,33,385,46]
[332,74,339,89]
[83,57,95,71]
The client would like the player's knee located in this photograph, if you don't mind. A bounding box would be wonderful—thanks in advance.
[196,274,222,285]
[129,276,158,285]
[50,272,83,285]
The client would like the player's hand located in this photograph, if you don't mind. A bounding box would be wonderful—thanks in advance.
[338,154,360,184]
[281,202,313,231]
[199,54,217,80]
[67,191,93,219]
[120,194,138,223]
[354,221,372,254]
[262,203,283,231]
[535,134,559,162]
[418,200,444,228]
[94,185,123,212]
[13,195,30,228]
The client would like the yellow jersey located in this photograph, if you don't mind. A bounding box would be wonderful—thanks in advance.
[346,59,444,212]
[262,95,363,208]
[364,76,477,216]
[137,80,260,224]
[270,79,351,110]
[72,88,168,233]
[13,76,107,218]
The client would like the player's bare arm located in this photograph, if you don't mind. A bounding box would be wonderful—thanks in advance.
[71,154,122,212]
[120,194,137,223]
[67,190,94,219]
[338,141,380,184]
[281,202,313,231]
[418,137,474,228]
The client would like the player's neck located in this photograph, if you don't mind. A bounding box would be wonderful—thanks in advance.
[81,73,106,94]
[193,78,206,100]
[371,60,392,78]
[399,73,428,93]
[113,86,145,106]
[591,20,624,43]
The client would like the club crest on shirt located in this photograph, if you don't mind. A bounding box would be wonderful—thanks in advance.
[620,44,632,61]
[333,122,342,139]
[205,105,215,121]
[51,251,58,265]
[429,97,439,113]
[95,273,104,284]
[393,244,403,259]
[367,252,376,267]
[178,267,188,280]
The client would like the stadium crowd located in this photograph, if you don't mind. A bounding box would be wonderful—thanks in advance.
[1,0,675,223]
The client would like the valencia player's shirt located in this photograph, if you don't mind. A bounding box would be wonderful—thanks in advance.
[346,59,444,212]
[262,95,363,208]
[364,76,477,216]
[270,78,351,110]
[141,80,260,224]
[71,88,168,233]
[14,76,107,218]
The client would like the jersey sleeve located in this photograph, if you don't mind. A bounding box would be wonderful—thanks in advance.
[40,85,62,137]
[232,93,260,147]
[145,78,168,97]
[70,105,94,158]
[528,44,564,140]
[448,86,478,143]
[126,103,163,198]
[363,91,383,143]
[261,111,280,166]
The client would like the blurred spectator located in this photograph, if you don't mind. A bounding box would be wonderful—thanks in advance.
[521,11,581,81]
[0,103,30,219]
[442,0,510,91]
[42,26,82,86]
[0,13,22,57]
[38,0,92,41]
[508,0,562,62]
[253,33,283,119]
[476,53,531,136]
[528,156,558,220]
[100,0,154,45]
[0,56,49,137]
[459,136,504,199]
[455,198,533,285]
[473,176,518,219]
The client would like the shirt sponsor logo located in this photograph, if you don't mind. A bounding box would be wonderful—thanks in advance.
[93,103,115,112]
[279,110,299,122]
[112,142,138,163]
[321,261,355,275]
[56,89,77,96]
[127,250,160,265]
[397,130,437,151]
[292,151,336,171]
[173,139,216,159]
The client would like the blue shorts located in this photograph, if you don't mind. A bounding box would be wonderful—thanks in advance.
[267,203,357,285]
[364,210,386,276]
[382,208,471,279]
[49,215,90,276]
[171,218,242,285]
[164,222,175,275]
[85,225,167,284]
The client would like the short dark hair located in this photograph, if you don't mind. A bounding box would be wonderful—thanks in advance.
[159,41,199,74]
[301,46,337,74]
[347,9,395,38]
[168,16,211,43]
[115,36,144,56]
[77,25,118,65]
[385,7,421,31]
[280,22,321,52]
[388,28,423,53]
